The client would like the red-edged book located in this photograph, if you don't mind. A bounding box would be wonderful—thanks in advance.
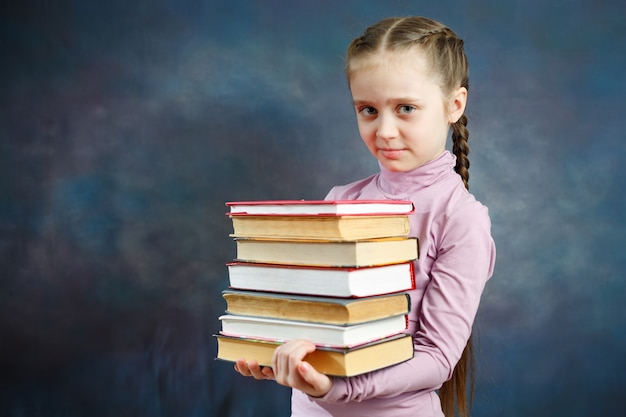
[227,261,416,297]
[226,200,414,241]
[226,200,415,216]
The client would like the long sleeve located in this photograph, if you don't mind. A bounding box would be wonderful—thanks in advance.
[315,197,496,404]
[291,151,496,417]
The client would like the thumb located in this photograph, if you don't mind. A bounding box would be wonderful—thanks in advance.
[298,362,332,397]
[298,361,316,381]
[298,362,324,387]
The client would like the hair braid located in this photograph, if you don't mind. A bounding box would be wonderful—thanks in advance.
[452,114,470,190]
[440,334,475,417]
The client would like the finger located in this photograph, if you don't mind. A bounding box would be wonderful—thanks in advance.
[247,360,269,380]
[261,366,275,380]
[298,361,317,384]
[272,340,317,386]
[234,358,252,376]
[273,339,317,368]
[272,341,302,382]
[297,361,331,394]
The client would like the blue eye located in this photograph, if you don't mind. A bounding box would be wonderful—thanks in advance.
[399,105,415,114]
[359,106,377,116]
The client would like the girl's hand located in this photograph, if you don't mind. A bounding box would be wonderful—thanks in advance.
[233,339,333,398]
[272,339,333,398]
[234,358,276,380]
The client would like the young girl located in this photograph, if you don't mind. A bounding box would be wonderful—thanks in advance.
[234,16,496,417]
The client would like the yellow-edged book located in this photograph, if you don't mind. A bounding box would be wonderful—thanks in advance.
[226,199,414,241]
[234,237,418,268]
[215,333,414,377]
[222,289,411,326]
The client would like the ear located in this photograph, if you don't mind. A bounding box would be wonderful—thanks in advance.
[447,86,467,123]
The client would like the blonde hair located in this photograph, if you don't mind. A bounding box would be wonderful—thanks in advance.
[347,17,474,417]
[346,16,471,190]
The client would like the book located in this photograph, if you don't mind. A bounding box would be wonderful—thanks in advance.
[219,314,408,348]
[229,215,411,241]
[226,200,415,216]
[222,289,411,325]
[219,198,419,377]
[227,262,416,297]
[234,237,418,267]
[215,333,414,377]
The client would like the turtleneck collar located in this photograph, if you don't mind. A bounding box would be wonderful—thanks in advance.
[376,151,457,199]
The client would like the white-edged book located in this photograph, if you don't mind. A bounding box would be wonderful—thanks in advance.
[227,261,416,297]
[226,199,414,216]
[219,314,409,348]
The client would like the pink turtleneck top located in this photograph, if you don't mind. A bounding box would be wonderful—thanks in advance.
[291,151,496,417]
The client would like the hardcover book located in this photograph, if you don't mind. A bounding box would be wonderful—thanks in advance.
[215,333,414,377]
[226,200,414,216]
[229,214,411,241]
[222,289,411,325]
[226,262,416,297]
[234,237,418,268]
[219,313,408,348]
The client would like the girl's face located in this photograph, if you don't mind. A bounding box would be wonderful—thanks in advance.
[349,50,466,172]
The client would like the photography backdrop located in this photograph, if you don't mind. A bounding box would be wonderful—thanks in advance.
[1,1,624,416]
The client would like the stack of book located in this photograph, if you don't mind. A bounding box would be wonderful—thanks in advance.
[215,200,419,377]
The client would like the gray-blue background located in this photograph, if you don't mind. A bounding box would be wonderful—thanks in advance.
[1,1,624,416]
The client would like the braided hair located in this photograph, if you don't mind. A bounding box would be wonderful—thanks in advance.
[347,16,471,190]
[346,16,473,417]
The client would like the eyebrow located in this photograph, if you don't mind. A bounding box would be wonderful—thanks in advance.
[353,97,422,106]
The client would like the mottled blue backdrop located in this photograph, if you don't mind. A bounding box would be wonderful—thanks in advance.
[1,1,625,416]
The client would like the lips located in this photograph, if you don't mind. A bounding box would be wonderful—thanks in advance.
[379,148,405,160]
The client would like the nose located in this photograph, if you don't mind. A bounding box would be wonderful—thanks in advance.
[376,113,398,140]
